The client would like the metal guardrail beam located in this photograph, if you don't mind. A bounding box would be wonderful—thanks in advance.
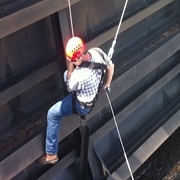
[0,2,178,179]
[0,0,81,39]
[91,62,180,144]
[16,32,180,180]
[37,149,79,180]
[112,107,180,180]
[0,115,81,180]
[88,33,180,120]
[87,0,174,48]
[0,61,58,106]
[0,0,176,107]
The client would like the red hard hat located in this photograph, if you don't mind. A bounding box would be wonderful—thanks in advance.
[65,37,86,61]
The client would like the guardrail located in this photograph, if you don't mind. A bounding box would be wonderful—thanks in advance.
[0,0,179,179]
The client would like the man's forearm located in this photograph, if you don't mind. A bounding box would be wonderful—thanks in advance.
[104,63,114,88]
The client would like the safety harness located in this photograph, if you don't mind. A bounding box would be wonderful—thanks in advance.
[79,61,107,71]
[73,56,107,119]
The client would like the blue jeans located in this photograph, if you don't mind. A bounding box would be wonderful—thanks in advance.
[45,93,91,155]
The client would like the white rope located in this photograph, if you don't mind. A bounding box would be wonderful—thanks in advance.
[68,0,74,37]
[107,1,134,179]
[108,0,129,59]
[105,92,134,180]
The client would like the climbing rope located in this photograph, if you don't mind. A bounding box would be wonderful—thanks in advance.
[108,0,129,59]
[106,91,134,180]
[68,0,74,37]
[106,0,135,179]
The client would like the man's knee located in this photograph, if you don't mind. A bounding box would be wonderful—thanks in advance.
[47,105,60,121]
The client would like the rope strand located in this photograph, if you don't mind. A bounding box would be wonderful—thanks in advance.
[108,0,129,59]
[106,1,135,179]
[106,92,134,180]
[68,0,74,37]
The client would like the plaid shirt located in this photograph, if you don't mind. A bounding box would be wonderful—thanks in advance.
[67,48,112,103]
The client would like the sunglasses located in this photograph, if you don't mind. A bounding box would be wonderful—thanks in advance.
[71,54,84,62]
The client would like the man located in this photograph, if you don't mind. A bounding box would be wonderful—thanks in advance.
[38,37,114,165]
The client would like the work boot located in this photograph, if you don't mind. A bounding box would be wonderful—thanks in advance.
[37,154,59,165]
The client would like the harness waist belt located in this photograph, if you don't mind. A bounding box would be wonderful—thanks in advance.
[79,100,94,108]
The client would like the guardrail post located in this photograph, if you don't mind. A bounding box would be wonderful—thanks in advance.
[175,0,180,20]
[79,119,90,180]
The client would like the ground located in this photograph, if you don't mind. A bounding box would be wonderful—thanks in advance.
[133,127,180,180]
